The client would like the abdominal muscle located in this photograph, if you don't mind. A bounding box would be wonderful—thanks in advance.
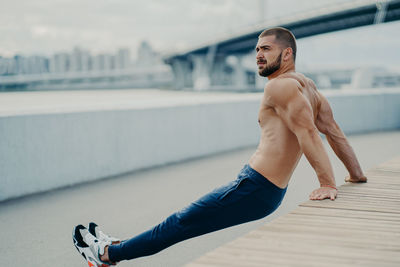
[248,117,303,189]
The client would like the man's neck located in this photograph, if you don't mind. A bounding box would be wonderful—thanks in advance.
[267,64,295,80]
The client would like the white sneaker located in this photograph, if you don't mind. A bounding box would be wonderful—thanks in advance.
[73,224,113,267]
[88,222,120,244]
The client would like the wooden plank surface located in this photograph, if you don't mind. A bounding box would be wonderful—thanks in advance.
[186,157,400,267]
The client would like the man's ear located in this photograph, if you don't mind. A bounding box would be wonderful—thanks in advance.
[283,47,293,62]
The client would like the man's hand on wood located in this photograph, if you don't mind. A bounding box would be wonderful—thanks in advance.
[309,186,337,201]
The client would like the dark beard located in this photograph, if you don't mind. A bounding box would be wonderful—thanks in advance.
[259,52,282,77]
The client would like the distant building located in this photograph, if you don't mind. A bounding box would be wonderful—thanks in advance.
[104,54,115,71]
[1,46,134,76]
[49,53,70,73]
[0,55,48,75]
[91,54,104,71]
[137,41,161,67]
[70,47,81,72]
[25,56,48,74]
[92,53,115,71]
[68,47,92,72]
[81,50,91,72]
[0,57,16,75]
[13,55,24,74]
[115,48,131,69]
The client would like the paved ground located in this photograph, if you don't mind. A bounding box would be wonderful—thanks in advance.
[0,131,399,267]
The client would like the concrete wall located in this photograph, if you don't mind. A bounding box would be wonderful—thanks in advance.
[1,89,399,201]
[325,89,400,134]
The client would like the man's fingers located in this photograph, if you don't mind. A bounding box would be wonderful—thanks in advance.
[345,176,368,183]
[310,188,337,201]
[318,192,334,200]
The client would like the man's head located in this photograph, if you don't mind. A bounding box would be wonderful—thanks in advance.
[255,27,297,77]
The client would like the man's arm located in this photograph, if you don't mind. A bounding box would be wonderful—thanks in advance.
[315,93,367,183]
[266,79,337,200]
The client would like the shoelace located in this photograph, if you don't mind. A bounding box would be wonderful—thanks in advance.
[84,232,108,256]
[98,231,111,241]
[98,230,119,242]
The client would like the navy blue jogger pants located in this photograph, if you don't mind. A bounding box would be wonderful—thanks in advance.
[108,164,287,262]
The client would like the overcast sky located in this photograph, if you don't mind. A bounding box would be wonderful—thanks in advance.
[1,0,399,69]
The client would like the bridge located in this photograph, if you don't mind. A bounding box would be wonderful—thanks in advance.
[164,0,400,90]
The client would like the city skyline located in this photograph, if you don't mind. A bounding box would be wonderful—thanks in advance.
[0,41,163,76]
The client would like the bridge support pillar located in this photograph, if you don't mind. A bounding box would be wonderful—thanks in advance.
[191,55,211,90]
[351,68,374,89]
[191,45,218,90]
[226,55,247,89]
[171,59,192,89]
[210,56,229,86]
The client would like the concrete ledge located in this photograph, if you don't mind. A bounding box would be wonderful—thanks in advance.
[0,88,399,201]
[0,95,260,202]
[325,89,400,134]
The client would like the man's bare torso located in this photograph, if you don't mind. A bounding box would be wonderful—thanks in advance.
[249,72,322,188]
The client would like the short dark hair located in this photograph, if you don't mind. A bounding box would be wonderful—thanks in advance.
[259,27,297,62]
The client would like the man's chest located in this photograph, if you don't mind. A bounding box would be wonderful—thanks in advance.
[257,104,279,126]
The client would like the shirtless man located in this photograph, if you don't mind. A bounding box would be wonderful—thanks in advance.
[72,27,367,266]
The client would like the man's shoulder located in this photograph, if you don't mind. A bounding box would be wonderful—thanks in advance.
[264,76,301,101]
[274,72,317,89]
